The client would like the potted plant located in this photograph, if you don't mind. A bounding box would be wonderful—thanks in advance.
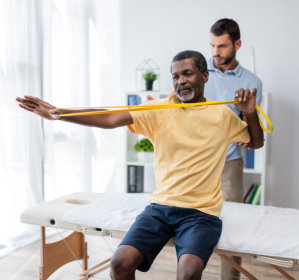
[142,70,158,91]
[134,138,154,162]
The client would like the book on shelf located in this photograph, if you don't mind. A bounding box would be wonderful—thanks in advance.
[243,183,255,203]
[247,184,260,204]
[241,148,255,169]
[245,149,255,169]
[251,185,261,205]
[127,165,144,193]
[127,94,141,105]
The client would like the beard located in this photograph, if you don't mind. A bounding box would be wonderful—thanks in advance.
[175,86,196,103]
[214,48,236,66]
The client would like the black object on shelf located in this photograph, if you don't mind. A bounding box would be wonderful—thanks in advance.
[127,165,144,193]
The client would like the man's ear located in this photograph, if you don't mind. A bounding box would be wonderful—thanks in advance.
[235,39,242,51]
[203,71,209,83]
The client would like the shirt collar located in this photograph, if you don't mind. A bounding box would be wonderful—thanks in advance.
[207,57,243,77]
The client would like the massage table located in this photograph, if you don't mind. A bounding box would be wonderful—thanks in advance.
[21,192,299,280]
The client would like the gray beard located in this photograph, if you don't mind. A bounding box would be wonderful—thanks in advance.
[176,89,195,102]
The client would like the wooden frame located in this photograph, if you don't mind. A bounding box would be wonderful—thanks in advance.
[39,226,88,280]
[217,250,297,280]
[39,226,112,280]
[38,226,298,280]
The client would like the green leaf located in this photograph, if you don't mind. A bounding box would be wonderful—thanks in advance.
[134,138,154,152]
[142,70,158,82]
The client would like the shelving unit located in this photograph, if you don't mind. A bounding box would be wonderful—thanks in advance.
[125,91,169,193]
[125,91,269,204]
[242,93,269,205]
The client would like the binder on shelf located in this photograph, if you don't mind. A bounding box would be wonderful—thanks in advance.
[245,149,255,169]
[127,165,144,193]
[243,183,255,203]
[128,165,137,193]
[247,184,260,204]
[251,185,262,205]
[128,94,141,105]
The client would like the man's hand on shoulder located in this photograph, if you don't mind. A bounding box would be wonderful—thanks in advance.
[237,138,266,149]
[146,95,154,101]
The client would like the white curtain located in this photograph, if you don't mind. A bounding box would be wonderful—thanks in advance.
[0,0,123,256]
[0,0,44,256]
[42,0,124,200]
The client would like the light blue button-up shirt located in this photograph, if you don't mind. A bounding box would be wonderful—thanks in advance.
[204,57,262,162]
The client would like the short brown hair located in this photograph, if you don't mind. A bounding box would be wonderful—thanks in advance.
[210,18,240,43]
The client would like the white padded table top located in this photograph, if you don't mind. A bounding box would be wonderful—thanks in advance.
[219,201,299,259]
[63,193,299,259]
[64,193,151,232]
[21,192,299,259]
[20,192,101,231]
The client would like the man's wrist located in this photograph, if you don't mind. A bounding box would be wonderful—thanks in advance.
[49,109,61,120]
[244,110,257,117]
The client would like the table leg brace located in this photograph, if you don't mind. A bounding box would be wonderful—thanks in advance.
[39,226,88,280]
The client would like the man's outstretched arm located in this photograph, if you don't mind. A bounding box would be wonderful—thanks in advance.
[16,96,133,128]
[235,88,264,149]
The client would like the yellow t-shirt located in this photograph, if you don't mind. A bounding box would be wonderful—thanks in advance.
[128,95,250,216]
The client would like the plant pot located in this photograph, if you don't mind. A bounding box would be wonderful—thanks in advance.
[145,80,153,91]
[137,152,154,162]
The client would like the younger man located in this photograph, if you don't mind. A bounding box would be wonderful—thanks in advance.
[207,19,263,280]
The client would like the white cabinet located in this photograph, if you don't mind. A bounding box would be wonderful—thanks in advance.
[125,91,269,205]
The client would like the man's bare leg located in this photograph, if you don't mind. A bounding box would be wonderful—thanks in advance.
[110,245,146,280]
[177,253,204,280]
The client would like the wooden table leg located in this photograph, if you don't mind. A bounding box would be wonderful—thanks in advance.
[39,226,88,280]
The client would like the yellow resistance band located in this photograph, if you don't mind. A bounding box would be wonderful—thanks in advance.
[58,100,273,133]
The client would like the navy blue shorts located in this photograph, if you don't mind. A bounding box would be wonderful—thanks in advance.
[120,203,222,272]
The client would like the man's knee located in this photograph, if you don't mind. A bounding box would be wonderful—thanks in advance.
[110,255,130,274]
[177,254,204,280]
[110,245,145,279]
[179,269,202,280]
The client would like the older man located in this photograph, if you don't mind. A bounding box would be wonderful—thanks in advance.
[17,50,263,280]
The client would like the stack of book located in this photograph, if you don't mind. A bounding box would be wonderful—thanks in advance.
[243,183,261,205]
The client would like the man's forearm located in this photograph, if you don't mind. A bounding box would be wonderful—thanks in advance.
[54,109,133,129]
[16,96,133,128]
[244,111,264,148]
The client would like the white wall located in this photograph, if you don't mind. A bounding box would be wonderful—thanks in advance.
[119,0,299,208]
